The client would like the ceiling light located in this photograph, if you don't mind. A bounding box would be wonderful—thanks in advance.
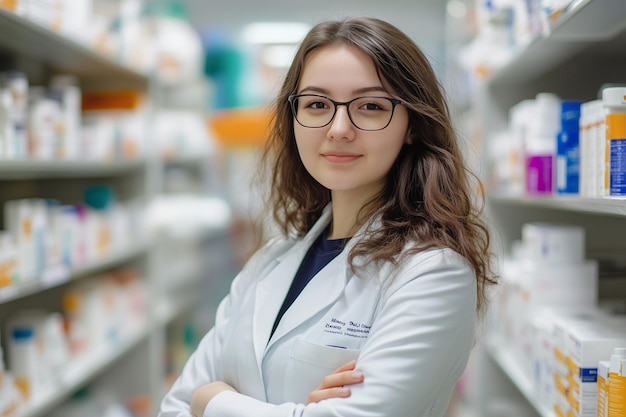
[447,0,467,19]
[261,44,298,68]
[241,22,310,45]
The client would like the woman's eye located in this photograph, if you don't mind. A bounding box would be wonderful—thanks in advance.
[307,101,328,109]
[360,102,384,110]
[362,102,383,111]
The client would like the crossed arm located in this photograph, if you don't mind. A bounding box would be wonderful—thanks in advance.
[190,361,364,416]
[161,249,477,417]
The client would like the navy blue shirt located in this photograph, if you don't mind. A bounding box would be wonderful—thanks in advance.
[270,229,349,340]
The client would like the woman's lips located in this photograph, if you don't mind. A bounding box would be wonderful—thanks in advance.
[322,152,361,163]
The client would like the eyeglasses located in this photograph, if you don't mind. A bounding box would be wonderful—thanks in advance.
[288,94,402,131]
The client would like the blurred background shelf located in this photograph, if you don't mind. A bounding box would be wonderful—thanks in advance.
[488,0,626,87]
[0,159,147,180]
[0,7,149,89]
[0,241,149,303]
[489,195,626,217]
[14,322,150,417]
[484,339,555,417]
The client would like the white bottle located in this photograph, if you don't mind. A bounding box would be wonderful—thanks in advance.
[602,87,626,197]
[50,75,81,160]
[0,72,28,159]
[0,89,14,159]
[525,93,561,195]
[7,326,37,399]
[28,87,62,161]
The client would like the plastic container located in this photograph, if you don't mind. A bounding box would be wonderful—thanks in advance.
[0,72,28,159]
[580,100,605,197]
[602,87,626,196]
[50,75,82,160]
[8,326,37,399]
[598,360,610,417]
[0,88,13,159]
[27,87,63,161]
[522,222,585,264]
[526,93,561,195]
[607,348,626,417]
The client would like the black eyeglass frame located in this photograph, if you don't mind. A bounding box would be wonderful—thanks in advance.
[287,94,403,131]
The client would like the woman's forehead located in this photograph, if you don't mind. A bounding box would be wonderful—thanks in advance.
[298,44,386,96]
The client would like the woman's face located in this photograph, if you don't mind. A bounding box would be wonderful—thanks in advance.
[293,44,410,202]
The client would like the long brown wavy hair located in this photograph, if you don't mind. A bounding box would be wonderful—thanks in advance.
[260,17,497,317]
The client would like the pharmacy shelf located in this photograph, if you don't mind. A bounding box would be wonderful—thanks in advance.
[0,159,147,180]
[488,0,626,86]
[0,241,149,304]
[14,322,150,417]
[155,297,196,327]
[485,338,555,417]
[163,155,210,168]
[0,7,148,88]
[489,195,626,217]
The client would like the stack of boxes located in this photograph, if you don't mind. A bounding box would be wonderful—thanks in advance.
[555,317,626,417]
[495,222,598,373]
[492,222,626,416]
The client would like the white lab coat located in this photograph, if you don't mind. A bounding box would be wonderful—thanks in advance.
[158,205,477,417]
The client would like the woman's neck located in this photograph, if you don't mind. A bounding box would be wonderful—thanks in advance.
[328,189,377,239]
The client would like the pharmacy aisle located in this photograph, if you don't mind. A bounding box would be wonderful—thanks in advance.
[448,0,626,416]
[0,2,235,417]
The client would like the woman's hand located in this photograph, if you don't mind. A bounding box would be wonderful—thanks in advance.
[306,360,364,404]
[191,381,237,417]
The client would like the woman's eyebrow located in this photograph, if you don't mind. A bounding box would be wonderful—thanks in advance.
[298,86,329,95]
[298,86,388,95]
[353,86,387,95]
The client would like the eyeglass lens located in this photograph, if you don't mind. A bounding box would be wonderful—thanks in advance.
[291,95,397,131]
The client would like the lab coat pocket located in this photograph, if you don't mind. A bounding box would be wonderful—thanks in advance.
[283,338,360,403]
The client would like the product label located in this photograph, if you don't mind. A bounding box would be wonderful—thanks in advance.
[580,367,597,383]
[606,114,626,139]
[554,404,565,417]
[609,138,626,195]
[608,373,626,416]
[556,130,580,194]
[606,113,626,195]
[597,375,607,417]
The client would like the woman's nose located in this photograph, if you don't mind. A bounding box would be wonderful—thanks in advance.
[327,105,356,141]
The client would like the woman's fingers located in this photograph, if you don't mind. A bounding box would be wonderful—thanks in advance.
[332,360,357,373]
[318,368,364,390]
[306,360,364,404]
[307,386,352,404]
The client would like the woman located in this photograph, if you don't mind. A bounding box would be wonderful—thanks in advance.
[159,16,496,417]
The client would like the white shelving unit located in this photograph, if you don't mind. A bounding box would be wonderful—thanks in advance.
[0,7,148,90]
[465,0,626,415]
[489,195,626,217]
[0,159,147,179]
[0,7,192,416]
[0,242,149,304]
[484,339,555,417]
[14,324,150,417]
[488,0,626,88]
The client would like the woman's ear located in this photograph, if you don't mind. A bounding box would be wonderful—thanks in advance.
[405,128,413,145]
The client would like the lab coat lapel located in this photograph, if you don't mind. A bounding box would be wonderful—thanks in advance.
[252,242,306,367]
[252,207,333,368]
[269,214,379,345]
[268,249,350,347]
